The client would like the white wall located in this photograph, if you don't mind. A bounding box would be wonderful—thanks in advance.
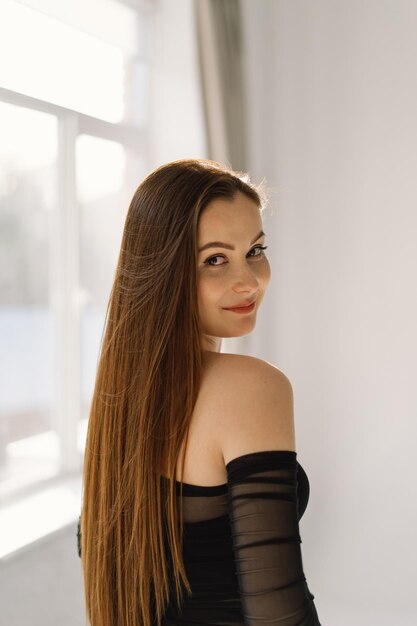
[147,0,207,167]
[241,1,417,624]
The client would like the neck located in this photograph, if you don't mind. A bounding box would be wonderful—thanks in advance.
[201,335,222,353]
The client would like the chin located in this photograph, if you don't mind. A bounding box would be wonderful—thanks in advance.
[223,324,257,339]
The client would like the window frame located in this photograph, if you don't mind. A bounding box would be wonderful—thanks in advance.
[0,84,147,504]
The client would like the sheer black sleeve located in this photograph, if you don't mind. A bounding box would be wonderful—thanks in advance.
[226,450,321,625]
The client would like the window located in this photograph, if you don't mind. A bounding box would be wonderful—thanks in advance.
[0,0,152,559]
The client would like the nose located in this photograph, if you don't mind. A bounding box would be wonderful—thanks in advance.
[231,263,259,294]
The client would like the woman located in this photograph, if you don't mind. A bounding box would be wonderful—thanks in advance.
[78,158,321,626]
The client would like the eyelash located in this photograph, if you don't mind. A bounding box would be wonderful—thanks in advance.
[204,245,268,267]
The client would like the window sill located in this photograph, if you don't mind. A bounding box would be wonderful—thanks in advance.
[0,474,82,561]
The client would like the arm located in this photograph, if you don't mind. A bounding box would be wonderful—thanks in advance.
[219,357,321,624]
[226,450,321,625]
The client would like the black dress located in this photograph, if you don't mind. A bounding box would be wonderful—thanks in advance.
[77,450,321,625]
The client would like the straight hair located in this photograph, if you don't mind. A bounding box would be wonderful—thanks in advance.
[80,158,267,626]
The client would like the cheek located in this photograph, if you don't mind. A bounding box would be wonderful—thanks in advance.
[197,274,219,306]
[254,258,271,286]
[197,273,228,320]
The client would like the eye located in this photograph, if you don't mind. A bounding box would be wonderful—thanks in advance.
[248,245,268,258]
[203,245,268,267]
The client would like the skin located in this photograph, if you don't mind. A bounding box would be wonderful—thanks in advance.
[197,191,271,353]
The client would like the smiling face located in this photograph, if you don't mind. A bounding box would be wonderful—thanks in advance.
[197,191,271,352]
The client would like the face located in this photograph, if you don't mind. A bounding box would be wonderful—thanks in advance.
[197,191,271,351]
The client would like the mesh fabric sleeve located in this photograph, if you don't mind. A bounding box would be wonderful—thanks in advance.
[226,450,321,625]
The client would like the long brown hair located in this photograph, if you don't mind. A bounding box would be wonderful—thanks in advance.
[80,158,267,626]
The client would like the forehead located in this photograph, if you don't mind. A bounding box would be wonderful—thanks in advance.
[198,192,262,240]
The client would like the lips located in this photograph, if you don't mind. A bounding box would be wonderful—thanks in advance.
[224,298,256,310]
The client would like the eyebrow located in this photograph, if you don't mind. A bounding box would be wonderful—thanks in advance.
[198,230,266,253]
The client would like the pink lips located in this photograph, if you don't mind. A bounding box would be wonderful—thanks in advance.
[224,301,256,314]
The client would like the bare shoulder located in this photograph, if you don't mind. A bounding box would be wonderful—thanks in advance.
[201,352,296,465]
[202,351,292,389]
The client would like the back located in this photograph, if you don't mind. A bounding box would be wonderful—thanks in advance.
[77,353,321,624]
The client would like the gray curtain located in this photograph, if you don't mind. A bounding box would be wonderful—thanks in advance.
[194,0,247,171]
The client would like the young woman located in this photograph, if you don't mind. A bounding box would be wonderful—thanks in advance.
[78,158,321,626]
